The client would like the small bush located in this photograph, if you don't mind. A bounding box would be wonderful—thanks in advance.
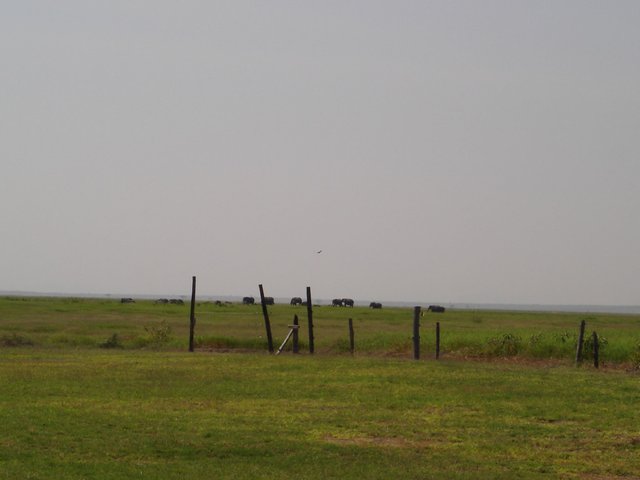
[528,333,544,346]
[0,333,34,347]
[556,331,575,344]
[99,333,123,349]
[630,343,640,370]
[144,321,172,347]
[485,333,522,357]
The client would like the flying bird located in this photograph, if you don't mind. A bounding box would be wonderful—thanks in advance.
[316,250,323,254]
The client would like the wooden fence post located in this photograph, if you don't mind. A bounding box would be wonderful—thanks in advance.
[306,287,314,354]
[348,318,355,355]
[292,314,299,354]
[435,321,440,360]
[576,319,586,365]
[593,331,599,369]
[258,284,274,353]
[189,276,196,352]
[413,306,421,360]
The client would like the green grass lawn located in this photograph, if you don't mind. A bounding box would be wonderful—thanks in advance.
[0,350,639,479]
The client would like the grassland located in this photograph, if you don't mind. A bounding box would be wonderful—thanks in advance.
[1,296,639,365]
[1,296,640,478]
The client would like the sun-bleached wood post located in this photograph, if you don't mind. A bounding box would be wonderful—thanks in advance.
[413,306,421,360]
[188,276,196,352]
[258,284,274,353]
[576,320,586,365]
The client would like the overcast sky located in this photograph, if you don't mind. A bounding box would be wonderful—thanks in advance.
[1,1,639,304]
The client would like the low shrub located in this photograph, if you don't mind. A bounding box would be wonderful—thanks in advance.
[144,321,172,347]
[195,335,266,350]
[99,333,123,349]
[485,333,522,357]
[631,343,640,370]
[49,334,96,347]
[0,333,34,347]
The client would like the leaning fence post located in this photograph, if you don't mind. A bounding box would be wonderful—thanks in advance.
[593,331,599,368]
[306,287,314,354]
[348,318,355,355]
[292,314,299,354]
[413,306,421,360]
[258,284,274,353]
[435,321,440,360]
[188,276,196,352]
[576,319,586,365]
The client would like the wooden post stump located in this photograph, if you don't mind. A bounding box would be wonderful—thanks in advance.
[189,276,196,352]
[293,314,299,354]
[306,287,314,354]
[259,284,274,353]
[576,320,586,365]
[413,306,421,360]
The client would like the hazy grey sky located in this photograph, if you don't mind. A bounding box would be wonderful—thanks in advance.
[2,1,639,304]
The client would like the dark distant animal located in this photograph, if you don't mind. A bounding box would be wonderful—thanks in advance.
[369,302,382,309]
[242,296,255,305]
[428,305,445,313]
[154,298,169,304]
[332,298,343,307]
[120,298,135,304]
[290,297,303,306]
[342,298,354,308]
[263,297,275,305]
[169,299,184,305]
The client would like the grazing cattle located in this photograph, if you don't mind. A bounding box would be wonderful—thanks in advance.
[154,298,169,304]
[332,298,343,307]
[290,297,303,306]
[169,299,184,305]
[263,297,275,305]
[120,298,135,304]
[369,302,382,309]
[342,298,354,308]
[428,305,445,313]
[242,296,255,305]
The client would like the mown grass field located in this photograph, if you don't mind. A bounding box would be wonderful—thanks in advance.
[1,296,640,479]
[1,351,640,479]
